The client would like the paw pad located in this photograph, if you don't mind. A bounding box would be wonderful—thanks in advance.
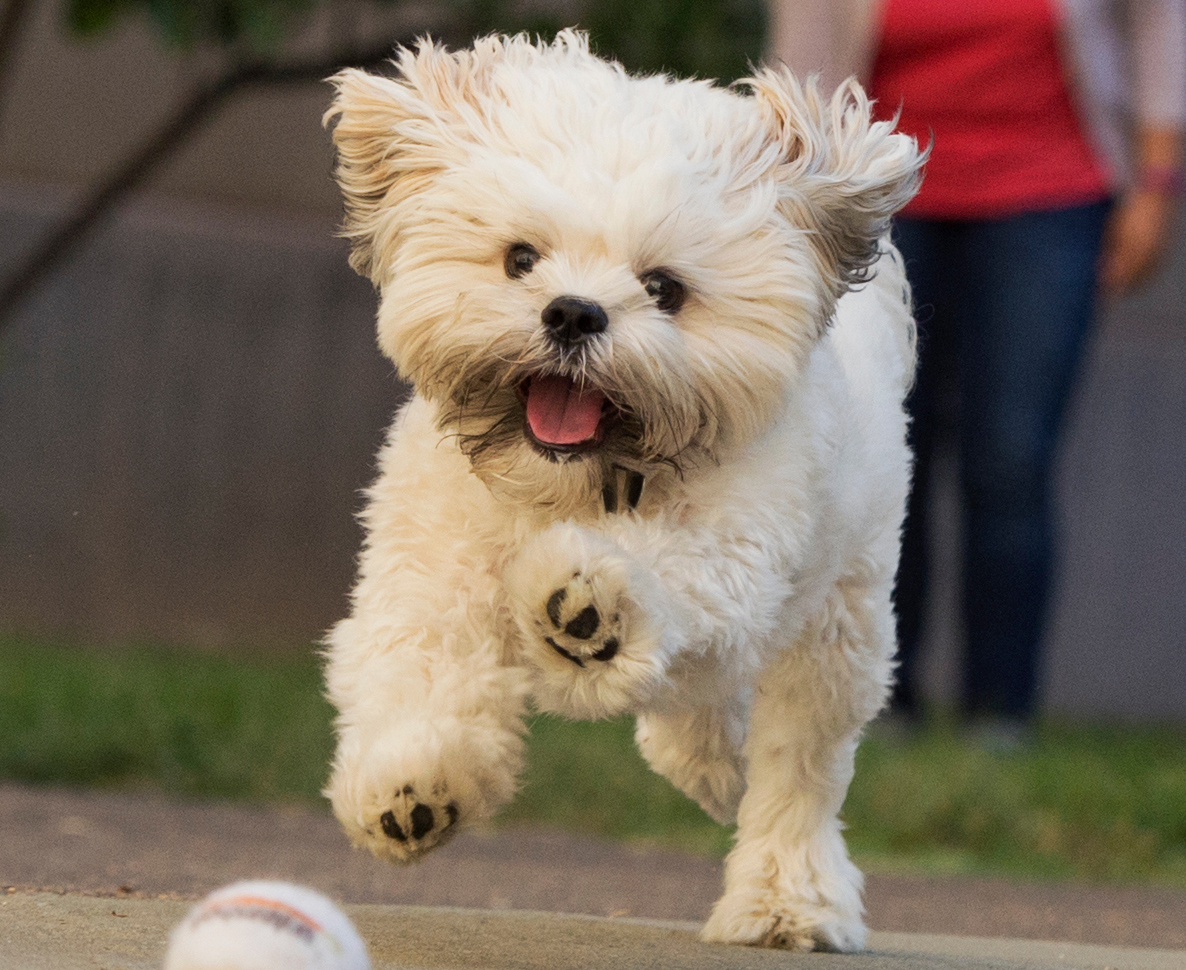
[376,786,458,847]
[564,605,600,639]
[540,573,623,667]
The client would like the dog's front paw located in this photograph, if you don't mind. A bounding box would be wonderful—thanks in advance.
[701,829,866,952]
[374,782,459,854]
[701,897,865,953]
[327,717,522,864]
[540,571,625,669]
[505,523,672,718]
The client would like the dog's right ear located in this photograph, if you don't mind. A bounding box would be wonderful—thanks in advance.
[744,67,924,313]
[325,41,484,281]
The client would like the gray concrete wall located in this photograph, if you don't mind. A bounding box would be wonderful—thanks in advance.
[0,0,448,217]
[0,185,400,648]
[1047,324,1186,721]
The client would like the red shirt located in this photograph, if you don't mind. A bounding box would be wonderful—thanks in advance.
[870,0,1113,218]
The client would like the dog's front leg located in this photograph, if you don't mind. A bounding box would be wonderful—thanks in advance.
[323,588,528,864]
[701,574,895,952]
[504,522,678,720]
[504,510,794,721]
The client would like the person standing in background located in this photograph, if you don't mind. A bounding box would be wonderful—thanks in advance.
[770,0,1185,743]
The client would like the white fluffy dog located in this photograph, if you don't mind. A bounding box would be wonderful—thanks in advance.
[322,31,923,952]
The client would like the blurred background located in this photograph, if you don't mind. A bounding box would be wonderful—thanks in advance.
[0,0,1184,890]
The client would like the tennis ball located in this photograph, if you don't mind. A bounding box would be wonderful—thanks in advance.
[163,880,370,970]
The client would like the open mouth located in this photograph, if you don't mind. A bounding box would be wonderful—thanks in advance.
[520,374,614,456]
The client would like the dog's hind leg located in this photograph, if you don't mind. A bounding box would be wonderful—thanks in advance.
[700,569,895,952]
[634,699,747,825]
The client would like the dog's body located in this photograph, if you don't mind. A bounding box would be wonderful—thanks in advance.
[323,32,923,952]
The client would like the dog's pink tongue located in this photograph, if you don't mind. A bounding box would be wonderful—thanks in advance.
[525,375,606,445]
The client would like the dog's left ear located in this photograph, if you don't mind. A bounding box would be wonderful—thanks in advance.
[324,40,492,281]
[744,68,924,303]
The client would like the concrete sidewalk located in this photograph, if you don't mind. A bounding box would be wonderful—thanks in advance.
[5,781,1186,968]
[6,782,1186,950]
[3,892,1185,970]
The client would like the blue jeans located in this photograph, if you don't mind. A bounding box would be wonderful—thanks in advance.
[891,201,1110,720]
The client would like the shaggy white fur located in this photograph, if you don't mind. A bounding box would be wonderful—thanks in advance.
[322,31,923,952]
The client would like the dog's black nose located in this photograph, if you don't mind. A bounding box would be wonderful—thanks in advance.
[541,296,608,346]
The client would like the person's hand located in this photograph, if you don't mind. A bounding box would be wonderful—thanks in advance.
[1098,187,1177,297]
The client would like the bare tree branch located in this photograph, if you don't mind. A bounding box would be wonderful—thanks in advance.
[0,40,405,331]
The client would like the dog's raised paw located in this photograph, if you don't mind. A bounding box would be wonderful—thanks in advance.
[542,573,623,667]
[505,522,670,717]
[327,717,525,867]
[370,784,459,858]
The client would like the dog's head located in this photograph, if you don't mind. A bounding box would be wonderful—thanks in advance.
[326,31,922,511]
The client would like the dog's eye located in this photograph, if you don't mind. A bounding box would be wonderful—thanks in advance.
[505,243,542,279]
[640,269,686,314]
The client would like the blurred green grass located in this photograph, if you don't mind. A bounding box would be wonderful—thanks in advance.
[3,632,1185,887]
[0,632,334,801]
